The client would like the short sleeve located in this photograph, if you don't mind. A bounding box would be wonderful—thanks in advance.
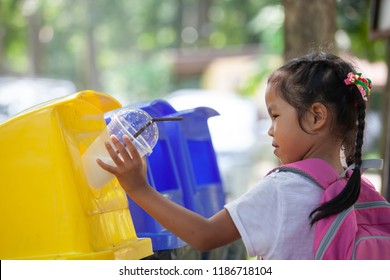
[225,174,284,258]
[225,171,322,259]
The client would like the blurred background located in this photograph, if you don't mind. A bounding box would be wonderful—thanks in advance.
[0,0,389,200]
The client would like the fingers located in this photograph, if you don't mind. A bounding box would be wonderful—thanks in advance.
[97,134,141,173]
[111,135,133,162]
[104,137,126,166]
[123,135,142,160]
[96,158,117,174]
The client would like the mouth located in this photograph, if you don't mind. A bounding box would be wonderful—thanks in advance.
[272,143,279,155]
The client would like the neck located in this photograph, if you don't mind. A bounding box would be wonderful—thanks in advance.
[303,140,344,175]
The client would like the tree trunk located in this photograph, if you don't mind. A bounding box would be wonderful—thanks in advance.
[0,21,5,74]
[84,0,101,91]
[381,39,390,200]
[283,0,337,60]
[174,0,184,48]
[197,0,211,41]
[26,9,42,76]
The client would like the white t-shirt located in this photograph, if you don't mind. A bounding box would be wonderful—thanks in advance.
[225,169,323,259]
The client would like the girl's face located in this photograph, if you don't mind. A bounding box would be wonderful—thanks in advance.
[265,83,314,164]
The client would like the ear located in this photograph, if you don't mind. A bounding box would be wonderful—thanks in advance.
[307,102,328,130]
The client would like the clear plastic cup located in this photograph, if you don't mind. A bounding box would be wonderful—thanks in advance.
[82,107,158,190]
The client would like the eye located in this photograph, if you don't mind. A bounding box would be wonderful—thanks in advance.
[271,114,279,120]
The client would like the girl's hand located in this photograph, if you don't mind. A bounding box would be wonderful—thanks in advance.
[96,134,149,195]
[97,134,240,252]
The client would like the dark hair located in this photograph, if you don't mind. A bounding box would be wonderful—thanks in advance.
[268,52,367,225]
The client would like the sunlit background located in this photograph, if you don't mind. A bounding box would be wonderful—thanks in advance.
[0,0,387,198]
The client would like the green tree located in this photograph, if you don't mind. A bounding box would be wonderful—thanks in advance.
[0,0,26,74]
[0,0,386,101]
[337,0,386,60]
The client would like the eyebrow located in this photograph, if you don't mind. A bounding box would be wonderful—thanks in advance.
[267,104,276,114]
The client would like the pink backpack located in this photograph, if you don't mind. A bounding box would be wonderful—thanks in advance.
[272,158,390,259]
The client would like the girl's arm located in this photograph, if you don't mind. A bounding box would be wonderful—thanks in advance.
[97,135,240,252]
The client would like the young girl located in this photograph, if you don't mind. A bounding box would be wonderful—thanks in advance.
[97,52,377,259]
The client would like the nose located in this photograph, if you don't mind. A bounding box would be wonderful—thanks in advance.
[268,124,274,137]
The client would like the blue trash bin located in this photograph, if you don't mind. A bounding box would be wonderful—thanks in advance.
[134,99,226,217]
[105,99,227,259]
[105,104,187,252]
[136,100,228,260]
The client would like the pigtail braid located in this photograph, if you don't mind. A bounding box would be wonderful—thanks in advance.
[310,100,366,226]
[354,102,366,167]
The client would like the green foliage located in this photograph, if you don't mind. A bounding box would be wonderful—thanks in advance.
[0,0,386,101]
[0,0,27,73]
[337,0,386,61]
[101,52,173,103]
[237,54,283,96]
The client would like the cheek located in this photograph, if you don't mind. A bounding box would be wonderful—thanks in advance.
[275,119,304,143]
[274,119,291,135]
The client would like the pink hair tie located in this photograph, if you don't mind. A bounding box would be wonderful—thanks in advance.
[344,72,372,102]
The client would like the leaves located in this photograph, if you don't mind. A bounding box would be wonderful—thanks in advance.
[0,0,385,101]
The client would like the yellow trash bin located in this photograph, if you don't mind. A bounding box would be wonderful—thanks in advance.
[0,90,152,260]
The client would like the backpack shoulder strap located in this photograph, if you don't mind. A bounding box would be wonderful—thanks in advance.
[268,158,384,190]
[268,158,339,190]
[340,159,383,177]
